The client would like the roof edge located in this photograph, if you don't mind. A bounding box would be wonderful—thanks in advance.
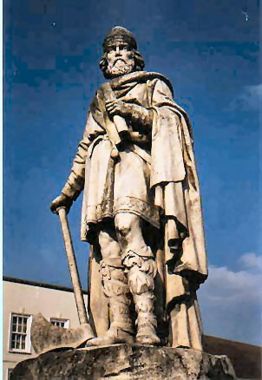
[3,276,88,294]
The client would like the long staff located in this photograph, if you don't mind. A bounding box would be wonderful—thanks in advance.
[31,207,94,354]
[58,207,91,326]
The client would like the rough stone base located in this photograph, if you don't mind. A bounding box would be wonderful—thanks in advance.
[11,344,236,380]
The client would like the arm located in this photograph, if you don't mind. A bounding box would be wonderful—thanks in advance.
[105,100,154,130]
[50,114,92,214]
[105,79,174,130]
[61,133,89,200]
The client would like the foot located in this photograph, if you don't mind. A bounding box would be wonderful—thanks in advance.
[136,325,160,345]
[136,333,160,345]
[86,326,134,347]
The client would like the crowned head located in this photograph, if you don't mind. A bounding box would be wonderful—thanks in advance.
[100,26,144,79]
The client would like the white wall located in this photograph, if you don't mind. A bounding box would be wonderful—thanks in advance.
[3,279,88,379]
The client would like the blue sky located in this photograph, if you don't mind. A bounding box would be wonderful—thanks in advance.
[4,0,261,345]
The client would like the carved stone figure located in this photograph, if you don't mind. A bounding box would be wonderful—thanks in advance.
[51,26,208,349]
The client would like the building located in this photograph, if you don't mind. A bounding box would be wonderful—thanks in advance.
[3,277,261,380]
[3,276,88,380]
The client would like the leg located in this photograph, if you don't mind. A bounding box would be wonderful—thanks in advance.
[115,213,160,345]
[88,224,134,346]
[98,225,121,259]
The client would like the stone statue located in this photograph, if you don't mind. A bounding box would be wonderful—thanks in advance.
[51,26,208,350]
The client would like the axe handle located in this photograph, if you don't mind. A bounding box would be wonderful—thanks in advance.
[58,207,88,325]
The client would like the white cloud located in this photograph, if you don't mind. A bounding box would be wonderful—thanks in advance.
[238,252,262,272]
[228,83,261,111]
[198,253,262,345]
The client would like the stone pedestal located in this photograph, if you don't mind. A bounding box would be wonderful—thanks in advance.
[11,344,236,380]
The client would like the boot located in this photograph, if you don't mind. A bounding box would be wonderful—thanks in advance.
[88,258,134,346]
[133,291,160,345]
[123,248,160,345]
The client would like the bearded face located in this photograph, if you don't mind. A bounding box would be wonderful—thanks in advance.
[105,40,136,78]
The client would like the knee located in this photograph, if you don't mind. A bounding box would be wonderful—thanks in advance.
[115,213,139,238]
[99,232,120,259]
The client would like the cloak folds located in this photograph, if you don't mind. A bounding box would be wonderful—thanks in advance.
[63,71,208,349]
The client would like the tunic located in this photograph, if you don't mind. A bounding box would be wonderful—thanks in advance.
[81,89,160,242]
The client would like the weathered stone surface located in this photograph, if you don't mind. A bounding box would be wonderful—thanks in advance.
[31,313,93,355]
[11,344,236,380]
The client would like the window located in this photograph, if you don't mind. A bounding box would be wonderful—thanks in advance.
[50,318,69,328]
[9,313,32,353]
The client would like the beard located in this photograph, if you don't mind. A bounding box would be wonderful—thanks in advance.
[106,57,135,77]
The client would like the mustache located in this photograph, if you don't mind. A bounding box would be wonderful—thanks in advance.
[113,58,127,65]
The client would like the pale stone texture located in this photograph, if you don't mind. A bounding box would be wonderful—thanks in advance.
[11,345,236,380]
[31,313,93,355]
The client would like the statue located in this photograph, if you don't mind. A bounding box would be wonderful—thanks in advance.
[51,26,208,349]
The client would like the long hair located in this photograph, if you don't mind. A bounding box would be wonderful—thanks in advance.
[99,49,145,79]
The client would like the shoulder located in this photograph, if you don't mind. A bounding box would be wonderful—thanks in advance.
[151,79,173,97]
[147,78,174,101]
[145,72,174,96]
